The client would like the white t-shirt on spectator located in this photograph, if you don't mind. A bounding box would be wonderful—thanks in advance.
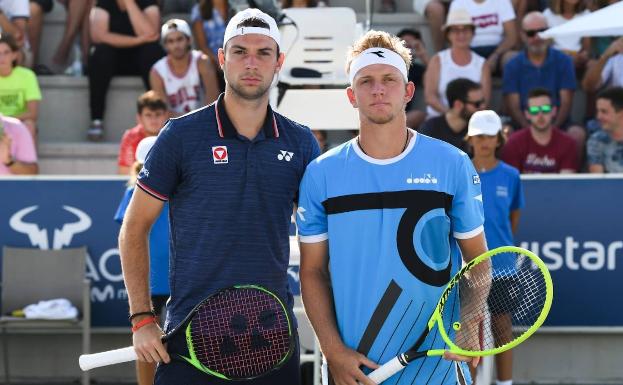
[0,0,29,19]
[543,8,589,53]
[601,54,623,88]
[449,0,515,48]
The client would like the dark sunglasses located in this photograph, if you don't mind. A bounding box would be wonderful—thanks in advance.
[464,99,485,107]
[524,28,547,38]
[527,104,553,115]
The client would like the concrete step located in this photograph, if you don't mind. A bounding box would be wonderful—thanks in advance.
[38,76,145,143]
[38,142,119,175]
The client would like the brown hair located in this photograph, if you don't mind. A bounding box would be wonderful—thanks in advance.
[0,34,19,67]
[345,30,412,76]
[137,90,167,114]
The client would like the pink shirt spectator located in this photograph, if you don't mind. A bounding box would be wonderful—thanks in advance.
[0,115,37,175]
[501,127,578,173]
[118,124,148,168]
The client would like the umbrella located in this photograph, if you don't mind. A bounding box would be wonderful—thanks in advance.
[540,1,623,39]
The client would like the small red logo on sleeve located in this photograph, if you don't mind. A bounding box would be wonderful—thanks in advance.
[212,146,229,164]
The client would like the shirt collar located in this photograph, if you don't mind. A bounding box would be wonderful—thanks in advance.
[214,93,279,139]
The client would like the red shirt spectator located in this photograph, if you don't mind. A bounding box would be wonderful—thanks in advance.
[118,124,148,170]
[502,127,578,173]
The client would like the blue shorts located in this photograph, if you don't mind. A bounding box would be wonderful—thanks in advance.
[154,328,301,385]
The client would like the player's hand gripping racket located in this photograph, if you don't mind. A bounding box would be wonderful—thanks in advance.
[367,246,553,384]
[79,285,294,380]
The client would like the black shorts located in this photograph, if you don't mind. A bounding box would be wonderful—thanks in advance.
[30,0,54,13]
[154,328,301,385]
[487,277,522,316]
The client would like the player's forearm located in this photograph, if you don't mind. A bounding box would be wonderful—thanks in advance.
[119,222,152,313]
[300,268,346,358]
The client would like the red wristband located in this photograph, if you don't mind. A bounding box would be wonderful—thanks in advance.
[131,316,156,332]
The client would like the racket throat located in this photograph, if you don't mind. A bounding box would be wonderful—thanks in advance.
[402,351,427,363]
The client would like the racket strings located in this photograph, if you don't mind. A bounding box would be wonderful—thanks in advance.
[452,251,548,352]
[189,288,292,379]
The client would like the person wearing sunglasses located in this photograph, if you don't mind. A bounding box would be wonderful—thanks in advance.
[502,11,585,148]
[419,77,485,152]
[501,87,578,173]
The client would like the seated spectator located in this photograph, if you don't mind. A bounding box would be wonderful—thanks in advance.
[449,0,518,73]
[150,19,219,116]
[587,87,623,173]
[117,90,168,175]
[28,0,92,74]
[419,77,485,152]
[0,33,41,140]
[0,114,37,175]
[191,0,227,91]
[424,8,491,118]
[0,0,28,60]
[412,0,451,52]
[503,11,585,146]
[582,37,623,92]
[543,0,591,75]
[88,0,165,141]
[397,28,428,129]
[502,87,578,173]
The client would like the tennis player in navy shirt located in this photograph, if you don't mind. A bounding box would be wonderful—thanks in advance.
[118,8,320,385]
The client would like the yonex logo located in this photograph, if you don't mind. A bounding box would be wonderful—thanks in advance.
[212,146,228,164]
[278,150,294,162]
[369,50,385,58]
[407,173,438,184]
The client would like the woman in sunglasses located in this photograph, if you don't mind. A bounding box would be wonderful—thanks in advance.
[424,8,491,119]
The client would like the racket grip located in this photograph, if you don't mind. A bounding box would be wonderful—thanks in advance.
[368,356,405,384]
[79,346,137,371]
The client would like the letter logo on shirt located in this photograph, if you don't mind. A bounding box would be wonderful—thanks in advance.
[212,146,229,164]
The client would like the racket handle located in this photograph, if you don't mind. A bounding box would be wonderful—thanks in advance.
[368,356,406,384]
[79,346,137,371]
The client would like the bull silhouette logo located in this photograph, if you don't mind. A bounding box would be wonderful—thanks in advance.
[9,205,92,249]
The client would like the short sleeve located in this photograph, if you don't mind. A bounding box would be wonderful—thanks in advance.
[24,70,42,101]
[296,163,328,243]
[450,155,485,239]
[587,132,605,167]
[117,131,136,167]
[499,0,516,22]
[4,0,29,18]
[114,188,134,223]
[136,120,181,201]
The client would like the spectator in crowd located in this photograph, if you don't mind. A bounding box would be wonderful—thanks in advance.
[88,0,165,141]
[502,87,578,173]
[424,8,491,118]
[397,28,428,129]
[191,0,227,91]
[420,77,485,152]
[28,0,92,74]
[118,91,168,175]
[467,109,524,385]
[0,33,41,140]
[413,0,450,52]
[543,0,591,75]
[150,19,219,116]
[0,0,28,56]
[502,11,584,146]
[449,0,518,74]
[312,129,328,153]
[587,87,623,173]
[583,37,623,92]
[0,114,38,175]
[115,135,170,385]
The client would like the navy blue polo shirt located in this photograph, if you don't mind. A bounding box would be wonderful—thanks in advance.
[502,47,576,110]
[137,93,320,329]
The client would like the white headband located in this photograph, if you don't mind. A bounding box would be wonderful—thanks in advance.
[349,47,408,85]
[223,9,282,50]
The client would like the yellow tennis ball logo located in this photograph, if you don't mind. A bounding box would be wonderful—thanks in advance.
[453,322,461,331]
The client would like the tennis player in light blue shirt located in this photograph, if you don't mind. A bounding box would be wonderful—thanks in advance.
[297,30,488,385]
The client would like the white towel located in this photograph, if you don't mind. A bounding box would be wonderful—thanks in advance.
[23,298,79,320]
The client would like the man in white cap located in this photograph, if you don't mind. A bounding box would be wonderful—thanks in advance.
[150,19,220,116]
[297,30,487,385]
[120,8,320,385]
[466,110,523,385]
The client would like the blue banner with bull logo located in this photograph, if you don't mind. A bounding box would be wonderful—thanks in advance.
[0,176,621,327]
